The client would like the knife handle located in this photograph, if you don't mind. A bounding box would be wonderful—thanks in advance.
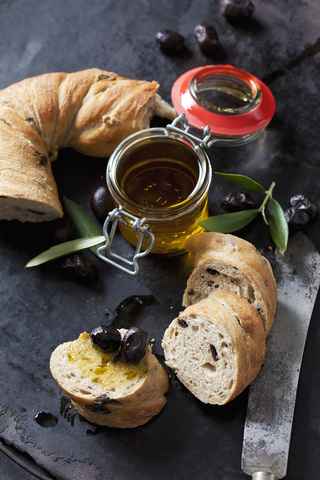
[252,473,278,480]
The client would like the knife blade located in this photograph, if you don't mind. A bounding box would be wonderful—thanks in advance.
[241,232,320,480]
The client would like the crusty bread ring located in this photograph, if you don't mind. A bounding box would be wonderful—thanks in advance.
[0,68,176,222]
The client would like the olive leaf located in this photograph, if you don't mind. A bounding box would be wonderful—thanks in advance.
[26,197,107,268]
[26,236,106,267]
[268,198,289,252]
[215,172,266,194]
[198,209,259,233]
[199,174,289,251]
[63,196,103,255]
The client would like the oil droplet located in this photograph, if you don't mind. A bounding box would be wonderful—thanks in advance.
[34,411,58,427]
[60,395,76,426]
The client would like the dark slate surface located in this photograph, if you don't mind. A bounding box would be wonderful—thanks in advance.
[0,1,319,479]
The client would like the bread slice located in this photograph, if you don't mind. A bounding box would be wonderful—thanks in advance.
[162,290,265,405]
[182,232,277,336]
[50,329,169,428]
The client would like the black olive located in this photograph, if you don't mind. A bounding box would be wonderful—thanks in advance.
[257,246,276,269]
[90,185,114,224]
[220,191,256,212]
[156,29,185,55]
[90,326,122,353]
[210,344,219,360]
[288,194,318,221]
[50,216,74,244]
[178,319,188,328]
[284,207,310,226]
[121,327,150,364]
[206,268,219,276]
[194,22,219,54]
[61,253,98,284]
[220,0,255,19]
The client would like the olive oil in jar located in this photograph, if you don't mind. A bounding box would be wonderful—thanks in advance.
[107,132,212,255]
[122,157,197,209]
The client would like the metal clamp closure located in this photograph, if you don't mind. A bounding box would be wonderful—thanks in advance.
[96,207,155,275]
[166,113,214,149]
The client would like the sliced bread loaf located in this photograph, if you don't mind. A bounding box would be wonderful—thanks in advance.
[182,232,277,336]
[162,290,265,405]
[50,329,169,428]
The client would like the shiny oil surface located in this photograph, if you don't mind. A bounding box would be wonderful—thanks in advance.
[67,333,147,389]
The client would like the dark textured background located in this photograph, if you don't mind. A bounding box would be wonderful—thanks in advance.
[0,1,319,479]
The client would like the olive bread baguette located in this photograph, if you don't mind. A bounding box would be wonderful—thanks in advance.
[162,290,265,405]
[50,327,169,428]
[182,232,277,336]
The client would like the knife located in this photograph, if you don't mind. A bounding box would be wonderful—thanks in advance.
[241,232,320,480]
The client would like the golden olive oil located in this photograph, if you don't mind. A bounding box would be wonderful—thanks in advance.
[107,132,211,255]
[67,333,147,389]
[122,157,197,208]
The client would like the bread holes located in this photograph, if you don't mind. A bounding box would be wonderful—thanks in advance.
[78,388,93,395]
[247,285,255,304]
[201,362,217,374]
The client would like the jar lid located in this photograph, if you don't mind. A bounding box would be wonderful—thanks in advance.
[171,65,275,137]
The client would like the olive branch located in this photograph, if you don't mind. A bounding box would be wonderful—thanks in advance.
[198,172,289,252]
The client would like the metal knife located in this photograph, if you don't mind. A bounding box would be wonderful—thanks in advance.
[241,232,320,480]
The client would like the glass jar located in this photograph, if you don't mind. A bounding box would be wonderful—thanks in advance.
[96,65,275,274]
[106,127,212,257]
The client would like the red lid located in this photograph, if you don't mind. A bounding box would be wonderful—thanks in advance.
[171,65,275,137]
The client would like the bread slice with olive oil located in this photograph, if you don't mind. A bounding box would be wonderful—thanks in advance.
[50,329,169,428]
[182,232,277,336]
[162,290,265,405]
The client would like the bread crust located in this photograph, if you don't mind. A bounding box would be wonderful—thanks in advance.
[0,68,176,222]
[50,331,169,428]
[162,290,265,405]
[183,232,277,335]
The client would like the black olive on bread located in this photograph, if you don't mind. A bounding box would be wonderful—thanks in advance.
[50,328,169,428]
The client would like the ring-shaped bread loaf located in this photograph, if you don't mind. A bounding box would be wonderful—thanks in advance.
[0,68,176,222]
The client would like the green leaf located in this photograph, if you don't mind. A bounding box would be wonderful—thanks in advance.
[198,209,259,233]
[26,236,106,267]
[215,172,267,194]
[63,196,103,255]
[268,198,289,251]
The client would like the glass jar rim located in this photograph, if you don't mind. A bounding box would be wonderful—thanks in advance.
[171,65,275,137]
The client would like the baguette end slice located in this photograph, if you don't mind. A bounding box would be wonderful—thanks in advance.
[182,232,277,336]
[50,331,169,428]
